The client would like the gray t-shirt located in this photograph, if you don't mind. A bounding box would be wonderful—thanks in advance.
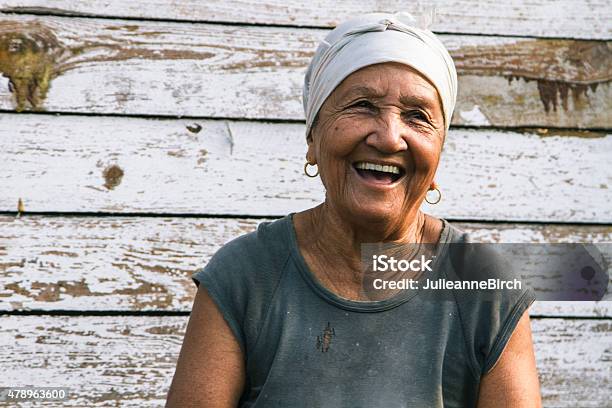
[192,214,535,407]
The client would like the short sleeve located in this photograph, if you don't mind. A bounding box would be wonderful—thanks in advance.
[475,286,536,375]
[189,218,291,357]
[449,242,537,378]
[192,240,250,353]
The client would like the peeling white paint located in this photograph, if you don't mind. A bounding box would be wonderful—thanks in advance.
[1,216,611,316]
[1,316,609,406]
[459,105,491,126]
[0,76,11,94]
[0,0,607,39]
[2,115,611,222]
[0,15,609,128]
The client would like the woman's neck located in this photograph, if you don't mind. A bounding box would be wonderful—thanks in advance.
[294,202,441,300]
[308,201,428,250]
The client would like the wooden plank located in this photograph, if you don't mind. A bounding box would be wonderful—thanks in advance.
[0,216,260,312]
[456,222,612,318]
[532,318,611,407]
[1,215,610,316]
[2,114,611,222]
[0,315,609,406]
[0,15,609,127]
[1,0,610,40]
[1,315,182,406]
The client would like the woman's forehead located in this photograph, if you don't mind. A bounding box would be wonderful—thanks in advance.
[335,64,442,109]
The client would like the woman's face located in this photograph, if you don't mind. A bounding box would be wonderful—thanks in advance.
[307,62,446,227]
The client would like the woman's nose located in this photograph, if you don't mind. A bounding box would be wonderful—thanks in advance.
[365,111,408,153]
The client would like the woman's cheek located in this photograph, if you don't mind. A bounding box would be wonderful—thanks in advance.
[405,133,441,171]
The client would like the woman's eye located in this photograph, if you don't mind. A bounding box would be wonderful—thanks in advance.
[403,111,428,123]
[350,100,375,109]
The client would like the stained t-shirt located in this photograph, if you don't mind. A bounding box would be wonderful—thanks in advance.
[192,214,536,407]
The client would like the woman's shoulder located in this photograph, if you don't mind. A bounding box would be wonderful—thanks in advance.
[190,215,295,353]
[435,221,536,377]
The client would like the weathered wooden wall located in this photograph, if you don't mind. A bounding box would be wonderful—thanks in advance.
[0,1,610,406]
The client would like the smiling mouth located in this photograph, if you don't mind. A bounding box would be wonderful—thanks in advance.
[353,161,405,184]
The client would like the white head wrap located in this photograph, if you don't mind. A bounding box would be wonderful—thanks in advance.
[303,12,457,138]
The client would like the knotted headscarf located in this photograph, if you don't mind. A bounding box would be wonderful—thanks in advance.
[303,12,457,138]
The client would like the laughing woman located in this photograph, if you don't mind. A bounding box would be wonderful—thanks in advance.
[167,13,541,408]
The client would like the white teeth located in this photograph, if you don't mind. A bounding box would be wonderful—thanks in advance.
[354,162,400,174]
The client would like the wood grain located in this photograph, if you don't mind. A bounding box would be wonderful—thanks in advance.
[2,114,610,222]
[532,318,611,407]
[1,0,610,39]
[0,15,609,127]
[0,4,608,407]
[1,215,610,316]
[0,315,609,406]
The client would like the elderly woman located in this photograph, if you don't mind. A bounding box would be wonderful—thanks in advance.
[167,13,541,407]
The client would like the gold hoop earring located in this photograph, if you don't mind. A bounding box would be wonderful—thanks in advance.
[425,187,441,205]
[304,162,319,177]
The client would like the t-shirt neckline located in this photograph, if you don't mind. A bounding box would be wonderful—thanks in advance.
[285,212,455,312]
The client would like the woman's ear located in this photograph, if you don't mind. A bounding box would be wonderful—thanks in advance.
[306,130,317,164]
[306,146,316,165]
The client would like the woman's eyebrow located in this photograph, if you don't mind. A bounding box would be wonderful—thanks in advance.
[399,94,435,109]
[342,86,436,109]
[341,86,385,100]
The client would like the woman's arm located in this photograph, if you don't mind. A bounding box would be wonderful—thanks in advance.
[166,285,245,407]
[477,310,542,407]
